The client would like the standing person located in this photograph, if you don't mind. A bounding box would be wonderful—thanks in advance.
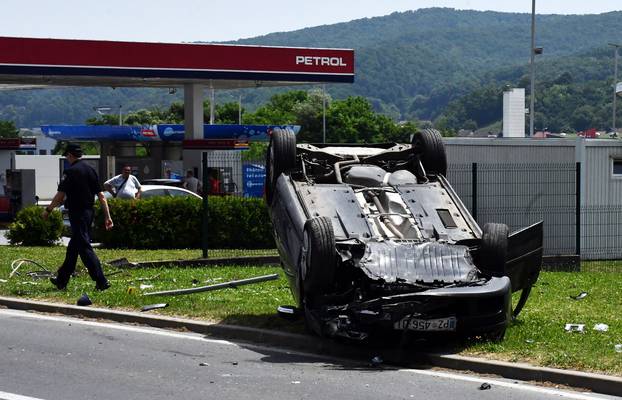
[183,170,202,195]
[104,166,142,199]
[43,143,114,290]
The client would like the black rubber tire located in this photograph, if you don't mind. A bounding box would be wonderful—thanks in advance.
[265,129,297,204]
[302,217,337,294]
[480,223,509,277]
[411,129,447,177]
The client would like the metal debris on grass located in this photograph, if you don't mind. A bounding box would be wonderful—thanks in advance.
[564,323,585,333]
[570,291,588,300]
[139,284,154,290]
[9,259,53,279]
[593,323,609,332]
[143,274,279,297]
[140,303,168,312]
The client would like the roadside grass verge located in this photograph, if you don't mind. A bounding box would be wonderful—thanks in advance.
[0,246,620,375]
[0,246,297,331]
[465,271,622,375]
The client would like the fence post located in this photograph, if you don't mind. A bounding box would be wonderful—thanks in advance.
[472,162,477,221]
[575,162,581,257]
[202,152,209,259]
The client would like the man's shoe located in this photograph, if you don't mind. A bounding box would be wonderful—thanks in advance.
[95,281,111,291]
[50,277,66,290]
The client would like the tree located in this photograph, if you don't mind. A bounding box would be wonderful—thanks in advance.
[0,120,19,138]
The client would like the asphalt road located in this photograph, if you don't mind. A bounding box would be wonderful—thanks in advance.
[0,309,615,400]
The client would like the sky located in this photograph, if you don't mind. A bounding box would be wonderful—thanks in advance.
[0,0,620,43]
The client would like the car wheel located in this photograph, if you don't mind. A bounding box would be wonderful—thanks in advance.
[480,223,509,277]
[265,129,297,204]
[411,129,447,177]
[301,216,337,294]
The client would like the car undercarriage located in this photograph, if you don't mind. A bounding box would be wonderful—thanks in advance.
[266,129,543,341]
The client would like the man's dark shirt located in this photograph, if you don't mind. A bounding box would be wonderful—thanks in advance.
[58,159,102,212]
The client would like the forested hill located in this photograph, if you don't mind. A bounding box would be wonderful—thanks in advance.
[1,8,621,128]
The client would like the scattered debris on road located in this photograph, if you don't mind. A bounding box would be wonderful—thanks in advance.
[199,362,210,367]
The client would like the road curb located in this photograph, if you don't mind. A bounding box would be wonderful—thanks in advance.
[1,296,621,397]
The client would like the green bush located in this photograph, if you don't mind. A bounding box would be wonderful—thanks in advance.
[93,196,274,249]
[6,206,64,246]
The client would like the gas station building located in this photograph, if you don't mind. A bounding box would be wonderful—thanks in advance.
[0,36,354,210]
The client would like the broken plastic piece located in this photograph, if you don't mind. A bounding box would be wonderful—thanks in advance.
[277,305,301,320]
[140,303,168,312]
[525,339,534,343]
[564,323,585,333]
[0,279,8,283]
[199,362,210,366]
[139,284,154,290]
[370,356,383,367]
[593,323,609,332]
[479,383,491,390]
[615,344,622,353]
[570,291,588,300]
[77,293,92,306]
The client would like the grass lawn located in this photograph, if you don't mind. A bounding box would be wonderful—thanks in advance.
[0,245,620,375]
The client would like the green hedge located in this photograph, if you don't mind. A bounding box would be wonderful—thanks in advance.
[93,196,274,249]
[6,206,64,246]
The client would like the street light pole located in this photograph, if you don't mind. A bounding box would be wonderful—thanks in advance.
[529,0,536,137]
[322,84,326,143]
[609,43,621,133]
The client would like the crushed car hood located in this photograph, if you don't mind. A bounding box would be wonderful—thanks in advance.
[358,241,479,284]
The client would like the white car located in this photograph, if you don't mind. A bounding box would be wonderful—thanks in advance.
[60,184,201,227]
[103,184,201,200]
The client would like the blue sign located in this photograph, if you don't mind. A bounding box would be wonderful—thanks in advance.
[42,124,301,142]
[243,163,266,198]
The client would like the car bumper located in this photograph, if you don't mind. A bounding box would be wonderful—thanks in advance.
[312,276,512,340]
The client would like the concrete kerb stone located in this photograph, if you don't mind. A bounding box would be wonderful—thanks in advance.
[1,295,621,397]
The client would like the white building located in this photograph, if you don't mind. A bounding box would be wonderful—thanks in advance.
[502,88,525,138]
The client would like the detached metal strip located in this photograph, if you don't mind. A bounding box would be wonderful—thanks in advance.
[143,274,279,296]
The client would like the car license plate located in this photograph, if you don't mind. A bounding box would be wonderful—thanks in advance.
[394,316,457,331]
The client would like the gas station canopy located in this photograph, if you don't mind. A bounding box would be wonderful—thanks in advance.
[0,36,355,89]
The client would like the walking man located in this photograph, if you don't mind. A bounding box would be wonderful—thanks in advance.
[43,143,114,290]
[104,166,142,199]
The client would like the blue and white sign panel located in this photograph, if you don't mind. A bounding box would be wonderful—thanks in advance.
[243,163,266,198]
[42,124,300,142]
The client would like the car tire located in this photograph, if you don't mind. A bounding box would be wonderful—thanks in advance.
[302,216,337,294]
[480,223,509,277]
[411,129,447,177]
[265,129,297,204]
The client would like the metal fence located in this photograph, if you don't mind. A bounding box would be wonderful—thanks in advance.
[447,162,622,272]
[202,153,621,272]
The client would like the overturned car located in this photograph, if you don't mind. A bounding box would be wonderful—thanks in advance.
[266,129,543,341]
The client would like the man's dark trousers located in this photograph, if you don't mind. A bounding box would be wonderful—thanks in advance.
[57,208,106,286]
